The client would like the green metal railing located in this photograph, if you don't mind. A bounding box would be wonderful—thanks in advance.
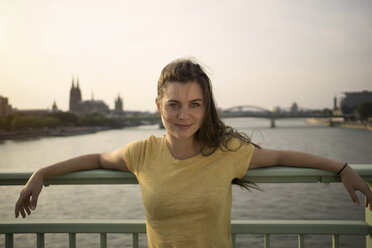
[1,164,372,248]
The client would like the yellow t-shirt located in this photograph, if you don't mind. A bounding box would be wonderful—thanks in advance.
[124,135,255,248]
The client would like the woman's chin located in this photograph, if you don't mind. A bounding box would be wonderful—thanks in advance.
[167,132,195,141]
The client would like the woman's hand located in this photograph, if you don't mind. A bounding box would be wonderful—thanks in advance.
[13,153,128,218]
[15,170,44,218]
[340,165,372,211]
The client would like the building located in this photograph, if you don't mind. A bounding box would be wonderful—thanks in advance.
[69,77,82,112]
[68,76,112,115]
[290,102,298,113]
[52,101,59,112]
[341,90,372,114]
[81,99,110,114]
[0,96,12,116]
[114,94,123,114]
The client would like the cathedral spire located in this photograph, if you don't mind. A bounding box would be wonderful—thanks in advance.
[71,75,75,88]
[77,75,80,88]
[52,100,58,112]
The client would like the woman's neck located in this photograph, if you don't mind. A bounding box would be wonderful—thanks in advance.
[166,135,201,160]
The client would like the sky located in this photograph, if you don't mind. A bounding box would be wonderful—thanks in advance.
[1,0,372,112]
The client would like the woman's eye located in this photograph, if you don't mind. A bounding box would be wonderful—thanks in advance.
[191,103,201,107]
[168,103,179,108]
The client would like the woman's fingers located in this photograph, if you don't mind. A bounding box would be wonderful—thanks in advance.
[15,189,33,218]
[31,190,39,210]
[345,186,360,206]
[17,200,27,218]
[362,186,372,211]
[356,181,372,210]
[24,196,32,215]
[15,190,25,218]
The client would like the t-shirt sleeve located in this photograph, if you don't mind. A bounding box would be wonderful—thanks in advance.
[233,142,255,179]
[123,138,147,175]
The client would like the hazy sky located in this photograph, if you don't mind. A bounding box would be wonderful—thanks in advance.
[1,0,372,112]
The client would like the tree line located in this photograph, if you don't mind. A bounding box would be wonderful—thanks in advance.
[356,102,372,121]
[0,112,122,131]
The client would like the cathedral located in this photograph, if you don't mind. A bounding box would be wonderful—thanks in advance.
[69,76,123,115]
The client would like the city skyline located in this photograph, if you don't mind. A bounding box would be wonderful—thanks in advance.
[1,0,372,112]
[2,76,351,113]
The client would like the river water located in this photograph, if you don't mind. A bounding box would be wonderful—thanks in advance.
[1,118,372,248]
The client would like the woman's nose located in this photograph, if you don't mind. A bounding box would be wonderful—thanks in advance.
[176,108,191,119]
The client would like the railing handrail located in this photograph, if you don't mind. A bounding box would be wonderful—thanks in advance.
[1,164,372,185]
[1,220,370,235]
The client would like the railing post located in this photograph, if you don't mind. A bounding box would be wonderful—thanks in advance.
[367,183,372,248]
[69,233,76,248]
[264,234,270,248]
[100,233,107,248]
[332,234,339,248]
[37,233,45,248]
[231,233,236,248]
[5,234,13,248]
[298,234,305,248]
[132,233,139,248]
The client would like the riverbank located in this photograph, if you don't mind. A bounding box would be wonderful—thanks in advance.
[0,126,110,140]
[306,118,372,131]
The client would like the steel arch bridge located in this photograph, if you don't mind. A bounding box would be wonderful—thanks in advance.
[221,105,343,128]
[223,105,271,113]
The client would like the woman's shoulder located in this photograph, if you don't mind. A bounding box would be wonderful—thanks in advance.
[148,134,165,143]
[224,137,252,149]
[128,134,163,143]
[127,135,164,150]
[124,135,165,164]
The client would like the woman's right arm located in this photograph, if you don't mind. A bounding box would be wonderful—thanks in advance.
[15,146,129,218]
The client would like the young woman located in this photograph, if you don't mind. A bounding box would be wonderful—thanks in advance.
[15,58,372,247]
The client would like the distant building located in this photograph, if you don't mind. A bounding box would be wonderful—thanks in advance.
[270,106,282,112]
[333,96,338,110]
[52,101,59,112]
[0,96,12,116]
[69,77,83,112]
[290,102,298,113]
[114,94,124,114]
[69,76,112,115]
[341,90,372,114]
[81,99,110,114]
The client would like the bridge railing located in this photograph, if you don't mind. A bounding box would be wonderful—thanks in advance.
[1,164,372,248]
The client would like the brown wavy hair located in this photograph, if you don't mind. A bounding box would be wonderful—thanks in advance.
[157,58,260,191]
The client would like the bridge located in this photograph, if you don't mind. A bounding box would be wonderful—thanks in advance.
[221,105,348,128]
[116,105,350,129]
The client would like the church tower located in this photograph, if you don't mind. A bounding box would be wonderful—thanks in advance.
[52,100,58,112]
[115,93,123,113]
[69,76,82,112]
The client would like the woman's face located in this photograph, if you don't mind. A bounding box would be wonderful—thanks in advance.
[156,81,204,142]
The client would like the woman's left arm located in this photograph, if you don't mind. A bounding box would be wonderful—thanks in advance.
[250,148,372,210]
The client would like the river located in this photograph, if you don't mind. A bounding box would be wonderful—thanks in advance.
[1,118,372,248]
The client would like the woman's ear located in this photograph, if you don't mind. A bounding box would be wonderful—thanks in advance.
[155,98,161,113]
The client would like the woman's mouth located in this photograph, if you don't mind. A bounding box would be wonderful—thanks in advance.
[175,124,192,129]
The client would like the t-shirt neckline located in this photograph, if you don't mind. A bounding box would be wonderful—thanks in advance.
[162,135,203,165]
